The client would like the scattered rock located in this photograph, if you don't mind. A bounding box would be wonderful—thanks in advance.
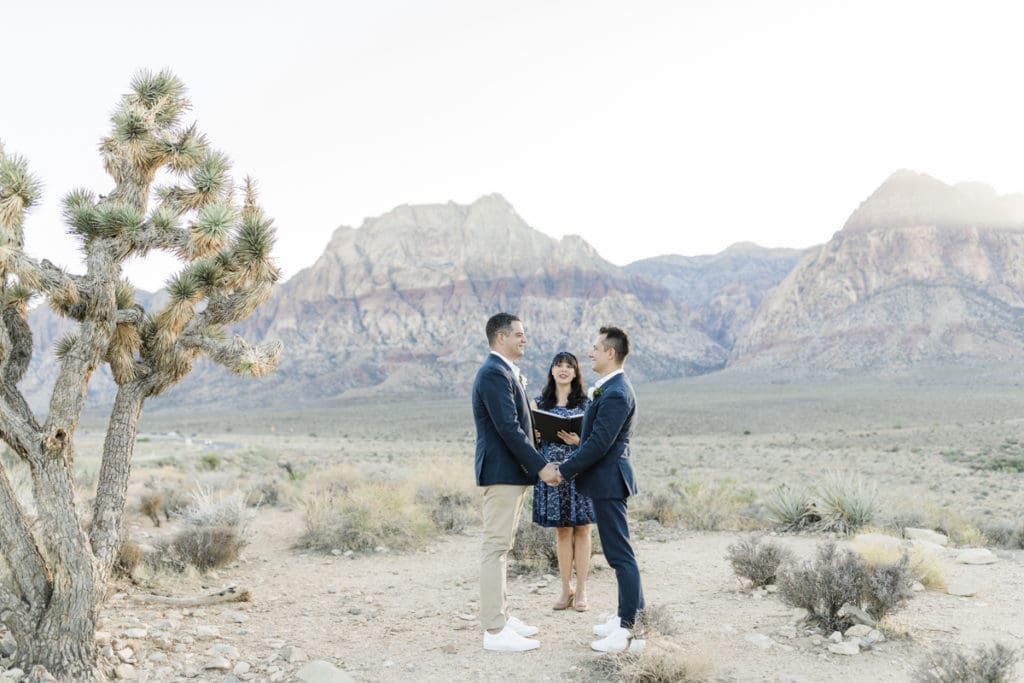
[208,643,240,659]
[789,608,810,624]
[828,641,860,656]
[744,633,773,649]
[93,631,112,647]
[865,629,886,645]
[838,603,877,627]
[153,619,179,631]
[194,625,220,638]
[956,549,997,565]
[204,657,232,671]
[904,527,948,546]
[912,581,926,592]
[844,624,873,639]
[116,647,134,663]
[147,652,168,663]
[1,668,25,682]
[0,630,17,657]
[114,663,137,679]
[282,645,308,663]
[947,576,981,597]
[233,661,252,675]
[295,660,356,682]
[828,631,843,644]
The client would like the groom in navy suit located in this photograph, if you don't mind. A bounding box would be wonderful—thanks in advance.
[473,312,561,652]
[556,326,645,653]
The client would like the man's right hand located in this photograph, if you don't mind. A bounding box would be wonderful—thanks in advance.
[539,462,562,486]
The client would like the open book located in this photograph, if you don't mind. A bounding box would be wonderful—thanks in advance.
[531,408,583,444]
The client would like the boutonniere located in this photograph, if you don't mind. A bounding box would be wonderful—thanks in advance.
[587,386,602,400]
[519,373,528,390]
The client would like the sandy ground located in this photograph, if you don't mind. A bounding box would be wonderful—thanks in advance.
[100,508,1024,683]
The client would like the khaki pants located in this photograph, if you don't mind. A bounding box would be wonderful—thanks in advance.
[479,484,528,631]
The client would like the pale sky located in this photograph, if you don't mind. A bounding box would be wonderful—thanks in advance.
[4,0,1024,291]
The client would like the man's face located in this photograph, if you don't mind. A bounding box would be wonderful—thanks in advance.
[588,333,614,374]
[498,320,527,361]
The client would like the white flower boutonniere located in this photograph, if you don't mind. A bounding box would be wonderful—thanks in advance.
[587,386,602,400]
[519,373,528,390]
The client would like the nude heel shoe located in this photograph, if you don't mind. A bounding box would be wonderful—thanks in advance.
[552,589,575,610]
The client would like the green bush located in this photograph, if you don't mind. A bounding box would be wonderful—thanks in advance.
[765,484,819,531]
[815,472,880,534]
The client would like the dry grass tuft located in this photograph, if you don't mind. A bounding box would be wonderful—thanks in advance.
[114,539,144,577]
[851,534,947,590]
[726,536,796,588]
[581,640,712,682]
[297,483,434,553]
[914,642,1018,683]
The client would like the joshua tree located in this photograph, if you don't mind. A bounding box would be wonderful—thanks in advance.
[0,70,281,679]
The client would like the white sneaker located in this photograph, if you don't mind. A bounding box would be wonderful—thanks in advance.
[506,615,539,637]
[591,626,645,653]
[593,614,621,637]
[483,625,540,652]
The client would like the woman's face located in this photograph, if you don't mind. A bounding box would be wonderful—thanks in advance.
[550,359,577,386]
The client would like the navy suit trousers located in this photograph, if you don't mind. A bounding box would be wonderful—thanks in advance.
[592,497,645,629]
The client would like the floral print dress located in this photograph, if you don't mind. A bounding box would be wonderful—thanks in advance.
[532,400,596,527]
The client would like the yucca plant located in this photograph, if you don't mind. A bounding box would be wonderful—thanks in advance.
[0,70,281,679]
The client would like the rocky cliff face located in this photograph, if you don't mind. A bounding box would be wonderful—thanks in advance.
[626,243,806,348]
[733,171,1024,371]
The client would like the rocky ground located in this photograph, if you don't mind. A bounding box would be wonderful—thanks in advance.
[3,509,1022,682]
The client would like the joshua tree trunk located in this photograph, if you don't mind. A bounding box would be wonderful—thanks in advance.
[0,70,282,680]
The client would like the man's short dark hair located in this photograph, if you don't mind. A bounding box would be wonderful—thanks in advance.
[487,313,520,346]
[599,325,630,361]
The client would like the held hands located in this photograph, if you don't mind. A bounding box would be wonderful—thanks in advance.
[539,462,563,487]
[557,430,580,446]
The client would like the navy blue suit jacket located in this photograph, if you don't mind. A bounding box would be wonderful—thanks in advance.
[558,372,638,500]
[472,353,547,486]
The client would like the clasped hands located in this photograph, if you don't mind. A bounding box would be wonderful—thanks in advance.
[539,462,563,486]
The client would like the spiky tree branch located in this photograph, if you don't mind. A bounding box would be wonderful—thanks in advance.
[0,70,282,678]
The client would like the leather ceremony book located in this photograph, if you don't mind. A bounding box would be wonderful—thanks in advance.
[531,408,583,443]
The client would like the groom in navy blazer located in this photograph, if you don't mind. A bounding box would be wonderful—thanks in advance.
[473,312,561,652]
[556,326,645,653]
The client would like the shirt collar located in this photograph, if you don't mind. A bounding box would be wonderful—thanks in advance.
[594,368,623,389]
[490,350,520,377]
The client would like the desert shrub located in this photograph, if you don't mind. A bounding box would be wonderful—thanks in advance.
[979,521,1024,550]
[777,541,913,632]
[298,484,433,553]
[815,472,879,534]
[510,511,558,573]
[914,642,1018,683]
[580,640,710,683]
[159,489,252,571]
[412,457,479,534]
[139,492,166,527]
[862,552,915,621]
[765,484,819,531]
[170,526,247,571]
[199,453,221,471]
[673,479,756,531]
[113,540,143,578]
[726,536,796,587]
[635,604,679,637]
[633,492,680,526]
[853,535,947,589]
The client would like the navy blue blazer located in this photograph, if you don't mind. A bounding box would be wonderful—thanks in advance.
[472,353,547,486]
[558,372,638,500]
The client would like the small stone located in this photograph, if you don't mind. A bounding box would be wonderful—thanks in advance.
[154,619,179,631]
[296,660,356,682]
[123,628,148,639]
[828,641,860,656]
[844,624,873,638]
[147,652,168,663]
[828,631,843,644]
[114,663,137,679]
[912,581,926,592]
[789,608,810,624]
[282,645,307,663]
[208,644,240,659]
[809,635,824,646]
[116,647,135,663]
[744,633,773,649]
[865,629,886,644]
[233,661,252,675]
[330,549,341,556]
[838,603,877,627]
[2,668,25,682]
[343,550,354,558]
[764,584,778,593]
[956,548,997,565]
[205,657,232,670]
[194,625,220,638]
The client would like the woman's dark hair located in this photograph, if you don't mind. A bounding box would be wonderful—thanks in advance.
[537,351,587,410]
